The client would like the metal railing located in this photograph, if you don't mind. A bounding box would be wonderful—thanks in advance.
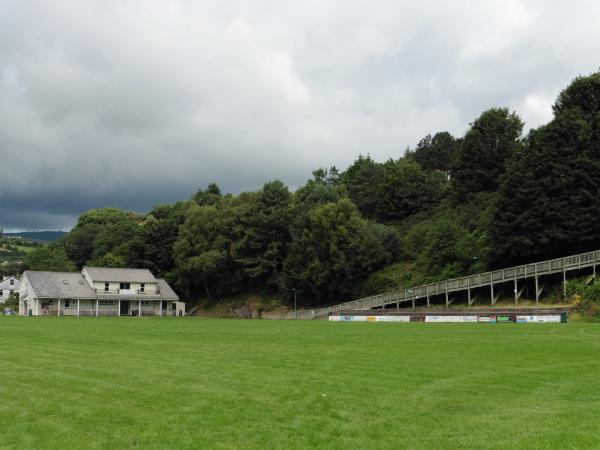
[317,249,600,316]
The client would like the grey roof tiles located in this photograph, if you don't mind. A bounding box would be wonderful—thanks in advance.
[83,267,157,283]
[24,271,96,299]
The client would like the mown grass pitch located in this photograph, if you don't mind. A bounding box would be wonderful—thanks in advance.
[1,318,600,449]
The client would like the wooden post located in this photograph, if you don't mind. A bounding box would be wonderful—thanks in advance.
[514,269,518,305]
[490,281,494,306]
[159,300,162,317]
[467,277,471,306]
[77,298,80,317]
[563,261,567,300]
[445,281,449,308]
[118,300,121,317]
[138,300,141,317]
[96,299,99,317]
[535,276,539,305]
[426,285,430,309]
[58,298,60,317]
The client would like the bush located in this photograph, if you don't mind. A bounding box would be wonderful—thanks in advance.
[567,278,600,318]
[1,293,19,311]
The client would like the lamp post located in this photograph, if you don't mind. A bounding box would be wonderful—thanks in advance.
[293,288,297,319]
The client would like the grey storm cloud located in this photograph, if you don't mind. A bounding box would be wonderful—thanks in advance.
[1,0,599,231]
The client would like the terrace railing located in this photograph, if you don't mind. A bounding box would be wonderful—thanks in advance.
[95,288,161,295]
[316,249,600,317]
[44,309,170,317]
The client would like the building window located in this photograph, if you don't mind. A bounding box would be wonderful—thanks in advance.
[9,279,14,286]
[120,283,130,290]
[99,300,114,305]
[140,283,145,293]
[104,282,109,292]
[64,300,70,308]
[141,301,150,305]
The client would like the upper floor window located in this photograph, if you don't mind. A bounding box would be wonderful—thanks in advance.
[120,283,131,290]
[9,279,14,286]
[104,282,109,292]
[140,283,145,293]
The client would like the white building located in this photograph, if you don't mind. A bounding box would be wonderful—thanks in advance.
[0,276,20,303]
[19,267,184,316]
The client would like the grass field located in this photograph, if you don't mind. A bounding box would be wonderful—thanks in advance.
[1,318,600,449]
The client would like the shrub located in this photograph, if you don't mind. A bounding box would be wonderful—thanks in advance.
[567,278,600,318]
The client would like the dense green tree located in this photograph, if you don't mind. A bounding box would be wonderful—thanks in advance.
[62,208,143,268]
[91,221,141,261]
[413,131,460,175]
[174,197,250,297]
[24,246,76,272]
[344,155,383,219]
[453,108,523,198]
[76,208,142,227]
[491,73,600,264]
[232,180,292,282]
[141,202,190,274]
[290,170,346,231]
[417,216,482,279]
[376,158,447,221]
[284,198,397,304]
[61,223,103,267]
[88,253,127,268]
[193,182,223,206]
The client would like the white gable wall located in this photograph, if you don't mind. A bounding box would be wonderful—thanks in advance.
[0,276,19,303]
[18,274,38,315]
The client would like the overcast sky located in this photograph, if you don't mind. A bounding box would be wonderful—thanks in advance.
[1,0,599,231]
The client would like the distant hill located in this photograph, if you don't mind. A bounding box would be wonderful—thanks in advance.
[4,231,67,242]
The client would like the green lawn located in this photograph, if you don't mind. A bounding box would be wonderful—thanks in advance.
[1,318,600,449]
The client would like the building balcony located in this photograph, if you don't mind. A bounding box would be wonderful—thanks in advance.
[95,288,161,295]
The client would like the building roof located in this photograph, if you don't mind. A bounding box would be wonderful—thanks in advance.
[83,267,157,283]
[157,278,179,300]
[24,271,96,299]
[0,277,19,290]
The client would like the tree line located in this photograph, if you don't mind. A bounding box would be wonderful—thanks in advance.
[23,72,600,306]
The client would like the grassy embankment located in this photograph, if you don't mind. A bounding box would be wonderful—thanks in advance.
[1,317,600,449]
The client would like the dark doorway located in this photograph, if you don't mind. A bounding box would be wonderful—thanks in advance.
[120,301,129,316]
